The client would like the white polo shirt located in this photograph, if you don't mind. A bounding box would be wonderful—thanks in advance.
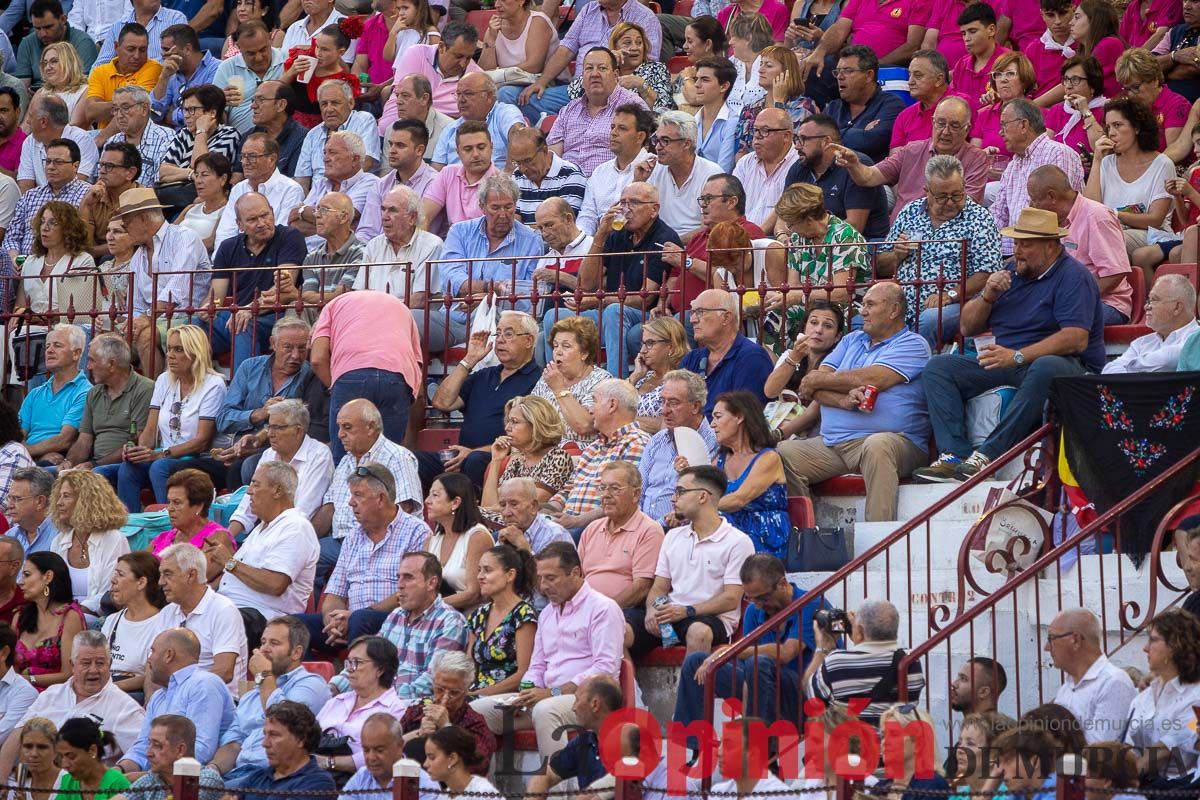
[160,587,249,696]
[219,507,319,619]
[655,519,755,634]
[18,679,145,754]
[647,155,723,238]
[231,436,334,531]
[1053,653,1138,743]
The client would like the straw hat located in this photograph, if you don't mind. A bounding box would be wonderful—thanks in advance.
[999,207,1068,239]
[111,187,169,218]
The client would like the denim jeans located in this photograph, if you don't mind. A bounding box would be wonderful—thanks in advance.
[409,309,468,353]
[673,651,799,731]
[297,608,389,656]
[314,536,342,600]
[917,302,963,349]
[203,310,280,372]
[923,353,1087,460]
[328,368,414,461]
[599,303,647,378]
[498,84,569,127]
[108,456,191,512]
[1101,304,1129,325]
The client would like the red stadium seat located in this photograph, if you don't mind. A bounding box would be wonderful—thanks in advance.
[1156,262,1200,292]
[144,503,168,513]
[1103,324,1151,345]
[674,0,693,15]
[303,661,335,681]
[812,474,867,496]
[465,9,498,38]
[538,114,557,135]
[417,427,460,452]
[666,55,691,75]
[1127,266,1147,324]
[787,495,814,530]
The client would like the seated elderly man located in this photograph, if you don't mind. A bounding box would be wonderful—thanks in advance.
[1047,608,1137,743]
[546,379,651,535]
[470,542,624,759]
[293,136,378,254]
[509,126,586,224]
[213,134,304,252]
[298,462,431,653]
[338,713,407,799]
[876,155,1002,348]
[1104,275,1199,373]
[106,86,174,186]
[916,208,1105,483]
[421,311,541,490]
[311,399,422,593]
[628,465,753,658]
[833,97,990,222]
[778,282,932,522]
[413,173,543,354]
[639,370,719,525]
[495,477,574,555]
[432,73,524,170]
[59,335,152,473]
[525,676,627,798]
[294,81,380,192]
[226,401,333,539]
[18,324,90,465]
[210,616,330,786]
[353,186,442,304]
[578,460,664,612]
[397,651,495,768]
[679,289,774,417]
[297,192,365,306]
[418,121,498,238]
[159,543,248,694]
[212,317,314,487]
[0,630,145,779]
[731,107,802,229]
[217,462,320,647]
[328,551,466,698]
[531,197,593,315]
[123,714,226,800]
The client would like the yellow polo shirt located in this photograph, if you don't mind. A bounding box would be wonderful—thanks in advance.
[86,58,163,127]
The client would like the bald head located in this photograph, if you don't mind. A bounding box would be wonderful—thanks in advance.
[235,191,271,219]
[756,107,791,129]
[322,192,353,218]
[1028,165,1073,196]
[459,72,495,94]
[537,197,573,219]
[695,288,739,314]
[508,125,542,151]
[621,180,658,205]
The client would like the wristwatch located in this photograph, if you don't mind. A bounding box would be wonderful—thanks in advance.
[254,671,269,687]
[946,288,959,301]
[1013,350,1026,366]
[224,558,238,574]
[551,686,562,697]
[686,605,697,618]
[557,389,571,398]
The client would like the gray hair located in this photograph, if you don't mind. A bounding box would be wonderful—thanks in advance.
[51,324,85,352]
[1155,273,1198,311]
[924,154,964,183]
[662,368,708,408]
[385,185,421,215]
[272,316,311,339]
[1058,608,1102,646]
[593,378,639,415]
[857,600,900,642]
[499,476,538,501]
[1003,98,1046,134]
[256,461,298,502]
[268,399,309,431]
[499,311,537,338]
[328,130,365,160]
[72,629,109,654]
[12,467,53,498]
[37,94,69,126]
[478,172,520,207]
[363,712,405,740]
[658,110,698,147]
[90,334,133,371]
[348,399,383,430]
[317,79,354,102]
[430,650,476,684]
[113,85,151,106]
[160,543,207,584]
[601,459,642,491]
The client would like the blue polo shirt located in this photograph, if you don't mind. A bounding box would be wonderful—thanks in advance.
[990,251,1106,373]
[741,584,830,673]
[239,757,335,800]
[457,360,541,448]
[18,370,90,445]
[786,154,890,239]
[214,225,309,306]
[818,328,932,451]
[549,730,606,789]
[433,102,528,169]
[680,334,774,417]
[824,89,908,163]
[440,217,545,324]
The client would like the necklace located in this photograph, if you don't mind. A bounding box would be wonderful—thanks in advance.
[73,534,89,565]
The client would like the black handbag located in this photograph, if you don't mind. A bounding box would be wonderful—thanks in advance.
[784,525,850,572]
[9,319,46,382]
[316,729,353,756]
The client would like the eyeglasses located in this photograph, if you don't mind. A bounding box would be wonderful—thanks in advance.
[241,153,268,163]
[1060,75,1087,86]
[504,416,528,426]
[249,95,280,106]
[181,105,206,116]
[496,328,533,341]
[1045,631,1077,644]
[42,158,73,166]
[98,161,128,172]
[40,217,60,228]
[673,486,710,497]
[932,119,967,131]
[640,337,667,349]
[599,483,631,495]
[344,657,371,671]
[830,67,865,77]
[989,69,1019,81]
[697,193,733,206]
[5,494,30,504]
[111,102,140,114]
[751,126,790,138]
[314,206,343,216]
[689,306,728,318]
[651,134,686,147]
[998,117,1025,130]
[927,190,965,203]
[1121,82,1144,94]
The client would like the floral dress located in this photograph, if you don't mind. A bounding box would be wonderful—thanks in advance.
[733,95,819,155]
[14,602,85,691]
[718,450,789,559]
[770,215,870,347]
[467,599,538,690]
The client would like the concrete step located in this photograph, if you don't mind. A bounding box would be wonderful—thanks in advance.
[813,478,1016,529]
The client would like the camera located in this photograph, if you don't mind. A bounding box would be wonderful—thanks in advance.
[815,608,850,637]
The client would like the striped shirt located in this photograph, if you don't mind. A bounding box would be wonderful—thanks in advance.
[553,422,651,516]
[2,180,91,255]
[164,125,242,169]
[513,153,587,224]
[325,511,432,609]
[324,435,423,540]
[331,595,466,695]
[111,122,174,185]
[809,639,925,726]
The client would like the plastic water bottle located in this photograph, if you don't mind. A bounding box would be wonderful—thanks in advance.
[654,595,680,647]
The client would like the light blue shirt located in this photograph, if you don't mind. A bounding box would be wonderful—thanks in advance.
[217,355,311,436]
[338,767,391,800]
[432,102,527,169]
[212,50,285,136]
[125,664,234,770]
[94,6,188,65]
[18,370,90,445]
[6,517,59,555]
[153,51,221,127]
[220,666,331,772]
[694,104,737,173]
[295,111,382,180]
[639,421,719,523]
[0,667,37,743]
[440,217,545,324]
[818,328,932,451]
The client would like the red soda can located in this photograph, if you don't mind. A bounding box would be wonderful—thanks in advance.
[859,385,879,412]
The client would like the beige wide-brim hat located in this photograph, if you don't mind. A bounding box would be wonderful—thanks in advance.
[999,207,1069,239]
[112,187,169,218]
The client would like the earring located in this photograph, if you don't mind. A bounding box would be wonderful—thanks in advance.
[42,586,49,597]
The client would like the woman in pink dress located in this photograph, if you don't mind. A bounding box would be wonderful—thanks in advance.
[13,552,84,692]
[149,468,236,556]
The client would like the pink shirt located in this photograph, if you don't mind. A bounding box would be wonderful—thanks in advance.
[926,0,968,67]
[1091,36,1124,99]
[1152,86,1191,151]
[524,581,625,688]
[315,687,411,768]
[1064,193,1134,319]
[995,0,1046,50]
[951,46,1009,111]
[1043,101,1102,155]
[380,43,482,127]
[310,290,424,391]
[654,520,755,635]
[425,163,498,226]
[877,139,992,220]
[150,520,234,556]
[357,12,396,85]
[889,90,968,149]
[578,511,664,600]
[0,129,26,173]
[844,0,927,59]
[718,0,791,40]
[1120,0,1182,48]
[971,102,1011,161]
[1026,35,1075,97]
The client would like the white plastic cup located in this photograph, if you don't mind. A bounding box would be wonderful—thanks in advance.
[973,334,996,353]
